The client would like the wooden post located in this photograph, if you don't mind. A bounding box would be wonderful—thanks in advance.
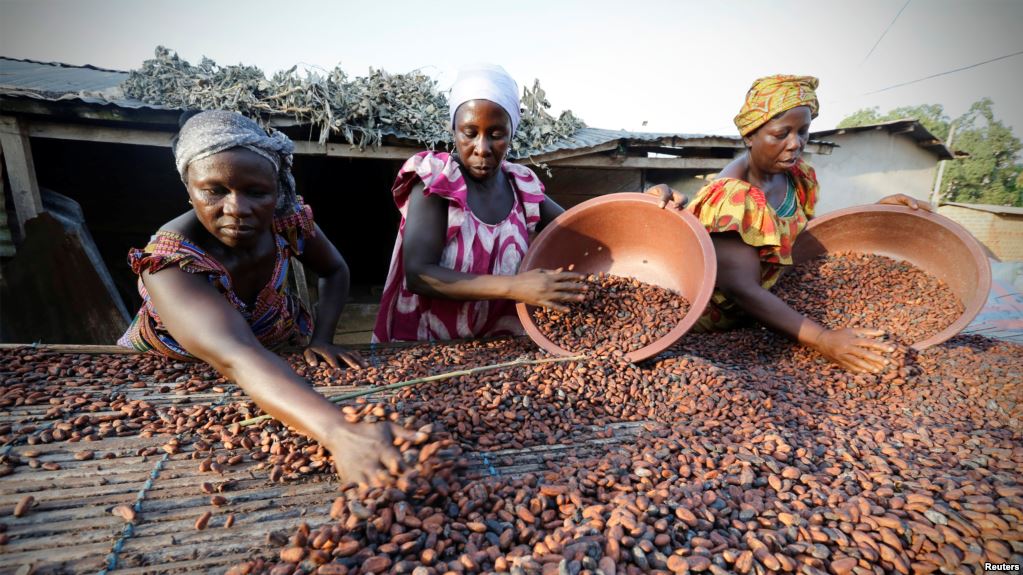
[290,257,311,312]
[0,157,11,256]
[0,116,43,237]
[931,122,956,206]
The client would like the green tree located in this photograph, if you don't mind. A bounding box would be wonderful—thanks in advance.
[944,99,1022,206]
[837,99,1022,206]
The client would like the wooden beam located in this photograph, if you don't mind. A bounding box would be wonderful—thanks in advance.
[807,142,834,155]
[0,343,138,353]
[14,118,423,159]
[521,141,620,164]
[626,135,745,149]
[0,156,12,256]
[292,140,423,160]
[26,120,175,147]
[0,339,426,353]
[627,146,702,157]
[3,112,835,169]
[0,116,43,234]
[546,156,729,170]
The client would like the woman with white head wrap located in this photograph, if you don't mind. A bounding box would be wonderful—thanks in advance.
[120,110,414,484]
[373,64,586,342]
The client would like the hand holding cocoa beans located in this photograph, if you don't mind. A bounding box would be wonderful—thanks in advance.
[511,268,588,312]
[302,341,367,370]
[532,272,689,356]
[325,421,418,487]
[774,252,964,356]
[812,327,895,373]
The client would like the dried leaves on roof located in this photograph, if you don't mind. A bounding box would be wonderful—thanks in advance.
[516,79,586,157]
[122,47,585,157]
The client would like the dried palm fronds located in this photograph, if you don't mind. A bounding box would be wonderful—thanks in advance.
[122,47,585,156]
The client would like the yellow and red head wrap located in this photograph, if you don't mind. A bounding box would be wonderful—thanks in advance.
[734,75,819,137]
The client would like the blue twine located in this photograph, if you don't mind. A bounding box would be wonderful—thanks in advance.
[0,421,56,458]
[96,391,232,575]
[480,452,499,477]
[97,452,169,574]
[368,342,380,368]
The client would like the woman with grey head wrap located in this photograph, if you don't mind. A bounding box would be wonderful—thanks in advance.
[119,110,414,484]
[172,110,298,215]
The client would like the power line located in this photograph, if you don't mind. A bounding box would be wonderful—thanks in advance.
[862,0,911,64]
[863,49,1023,95]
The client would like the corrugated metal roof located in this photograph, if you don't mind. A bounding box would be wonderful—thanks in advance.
[941,202,1023,216]
[1,57,125,95]
[526,127,743,154]
[0,57,783,158]
[811,119,955,160]
[0,57,173,110]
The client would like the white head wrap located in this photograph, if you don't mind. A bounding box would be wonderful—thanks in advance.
[448,64,521,135]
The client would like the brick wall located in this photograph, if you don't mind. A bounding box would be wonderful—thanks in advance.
[938,205,1023,261]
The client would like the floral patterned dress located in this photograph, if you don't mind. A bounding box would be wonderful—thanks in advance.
[118,200,316,360]
[687,158,819,330]
[373,151,547,342]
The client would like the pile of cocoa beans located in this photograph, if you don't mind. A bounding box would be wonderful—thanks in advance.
[224,329,1019,575]
[2,320,1021,574]
[773,253,965,345]
[531,273,690,356]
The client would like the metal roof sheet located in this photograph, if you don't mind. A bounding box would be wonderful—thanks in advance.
[0,57,175,110]
[1,57,127,95]
[526,127,743,153]
[942,202,1023,216]
[811,119,955,160]
[0,57,787,157]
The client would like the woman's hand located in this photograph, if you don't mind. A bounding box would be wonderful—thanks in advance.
[877,194,934,212]
[510,269,587,312]
[327,421,419,487]
[644,184,687,210]
[303,340,368,369]
[812,327,896,373]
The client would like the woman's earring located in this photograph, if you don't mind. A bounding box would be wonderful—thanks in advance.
[188,199,194,206]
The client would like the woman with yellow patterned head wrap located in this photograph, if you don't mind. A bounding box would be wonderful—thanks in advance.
[733,75,820,137]
[671,75,933,373]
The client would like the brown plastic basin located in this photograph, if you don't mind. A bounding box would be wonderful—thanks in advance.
[516,193,717,362]
[791,204,991,350]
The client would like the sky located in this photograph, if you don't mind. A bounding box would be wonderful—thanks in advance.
[2,0,1022,141]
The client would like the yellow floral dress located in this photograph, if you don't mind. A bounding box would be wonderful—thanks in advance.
[687,159,819,331]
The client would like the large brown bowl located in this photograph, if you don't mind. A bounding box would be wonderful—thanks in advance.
[516,193,717,362]
[791,204,991,350]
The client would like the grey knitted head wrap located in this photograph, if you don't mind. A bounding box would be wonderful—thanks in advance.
[173,110,297,214]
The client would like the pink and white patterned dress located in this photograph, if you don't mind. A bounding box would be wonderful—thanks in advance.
[373,151,546,342]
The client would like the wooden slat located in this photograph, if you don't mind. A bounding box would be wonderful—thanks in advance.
[547,155,730,170]
[0,115,42,234]
[0,343,138,353]
[318,141,422,160]
[523,140,620,164]
[0,157,14,256]
[14,117,424,159]
[0,344,652,574]
[112,554,255,575]
[24,119,175,148]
